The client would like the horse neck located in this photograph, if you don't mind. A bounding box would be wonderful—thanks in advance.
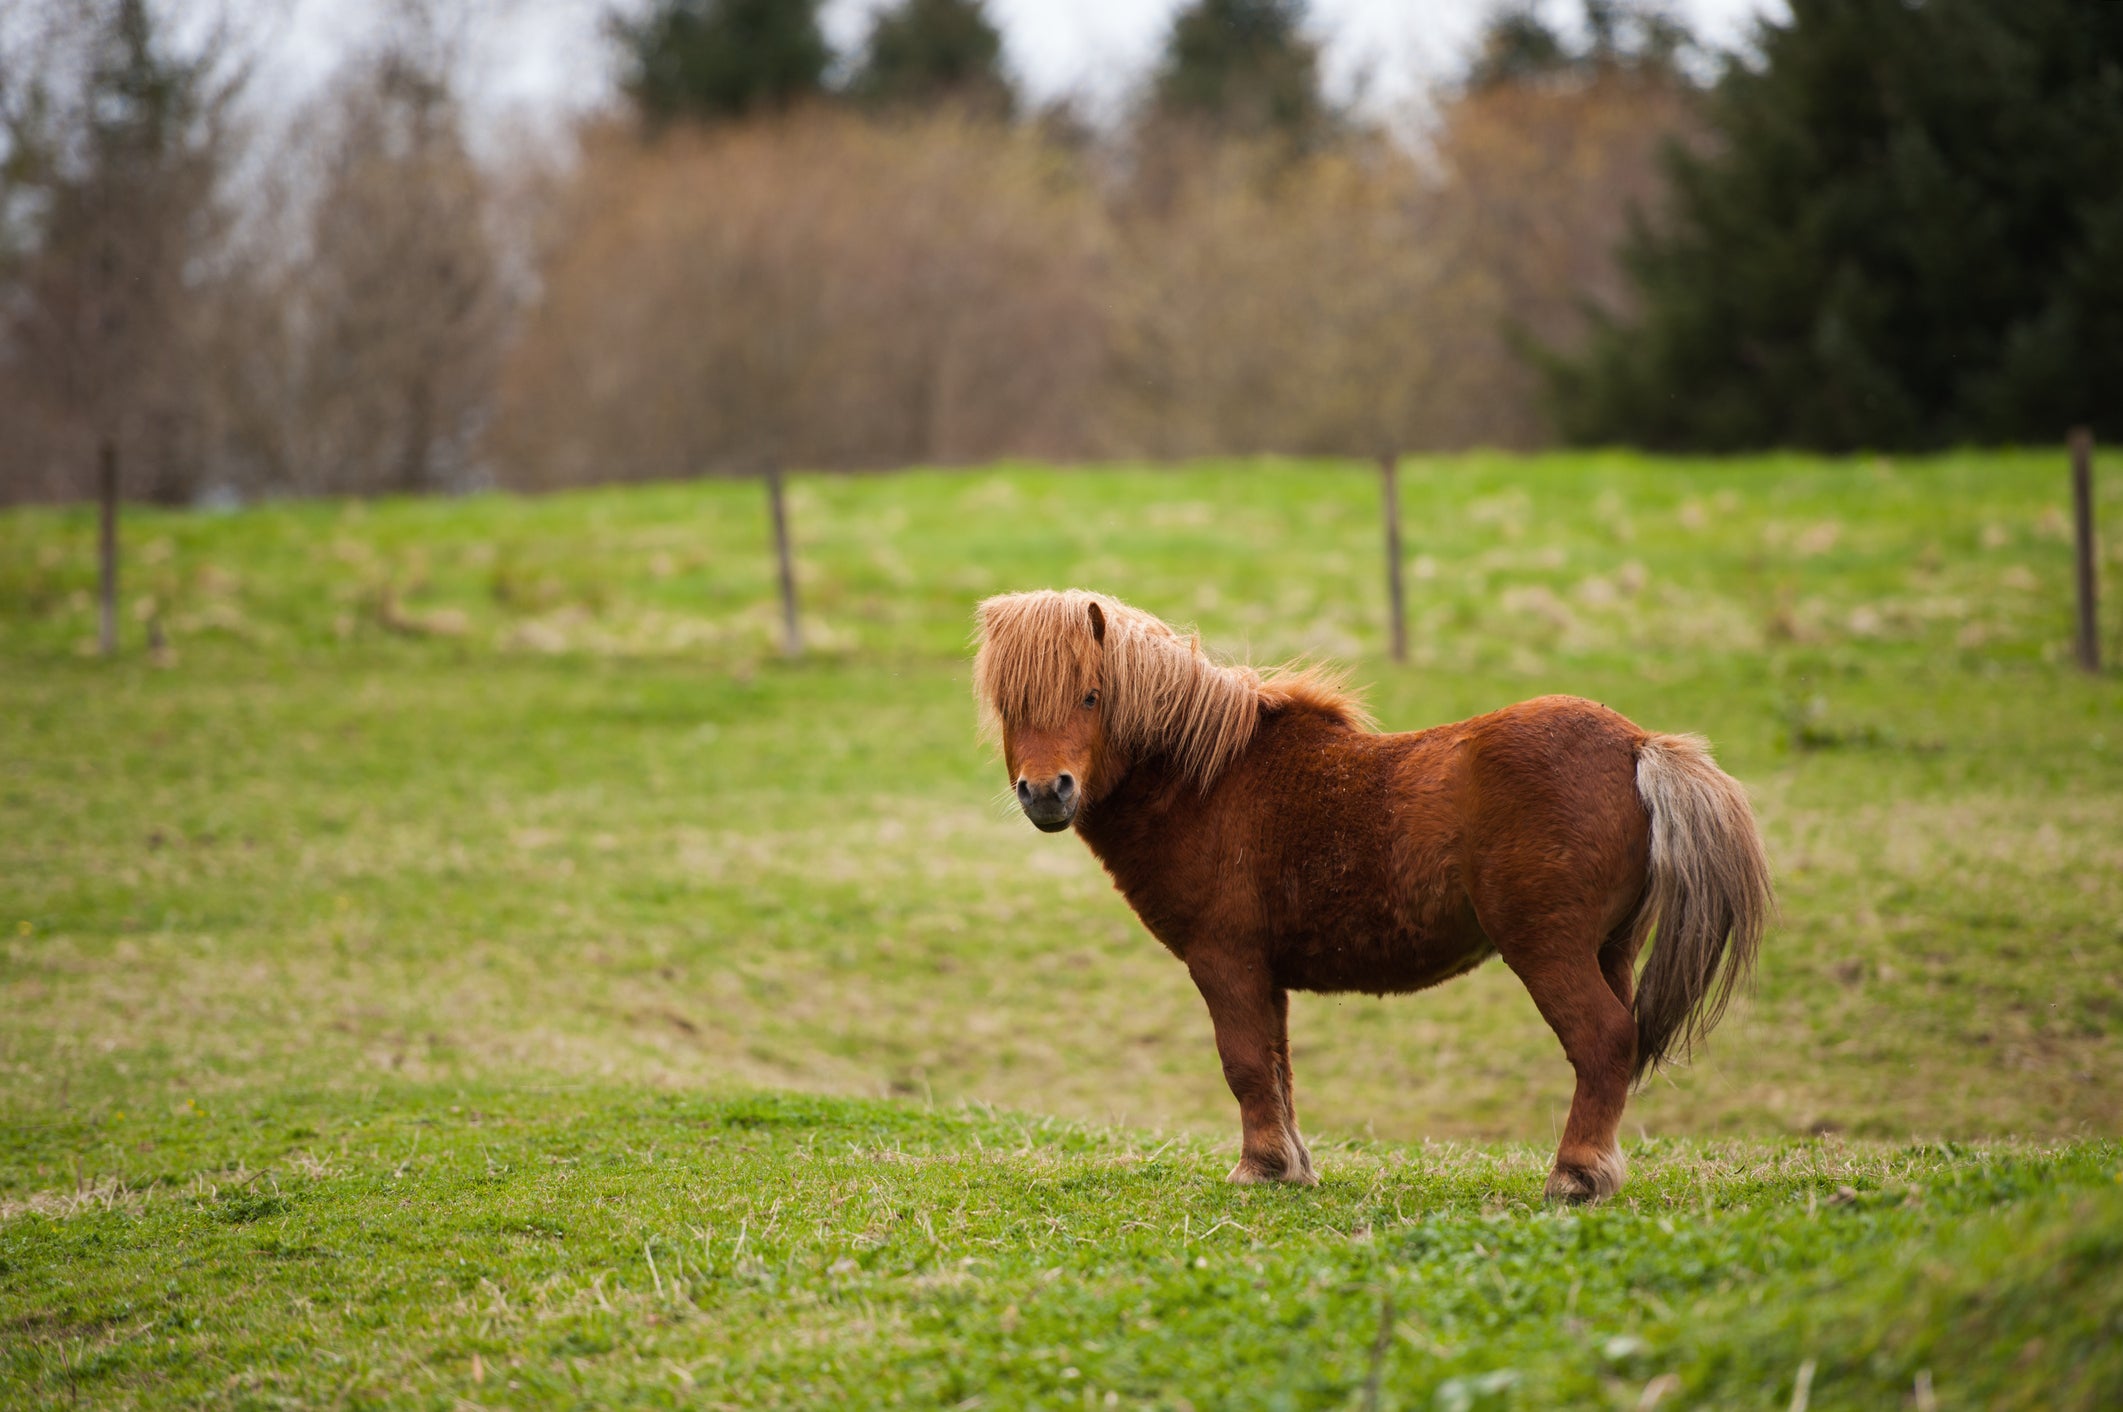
[1074,739,1232,881]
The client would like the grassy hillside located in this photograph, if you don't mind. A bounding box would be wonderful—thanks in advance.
[4,451,2121,1406]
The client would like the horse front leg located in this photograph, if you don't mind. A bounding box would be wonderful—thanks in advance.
[1191,957,1316,1185]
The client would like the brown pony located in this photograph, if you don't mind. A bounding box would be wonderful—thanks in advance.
[973,589,1771,1202]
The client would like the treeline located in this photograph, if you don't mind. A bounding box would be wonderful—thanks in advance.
[4,0,2114,505]
[0,0,1702,503]
[0,0,518,503]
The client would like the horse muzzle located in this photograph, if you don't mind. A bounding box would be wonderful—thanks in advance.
[1015,773,1079,833]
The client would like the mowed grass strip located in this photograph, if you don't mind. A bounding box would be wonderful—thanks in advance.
[4,1087,2121,1410]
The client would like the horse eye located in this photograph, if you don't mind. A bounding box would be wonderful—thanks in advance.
[1081,690,1100,709]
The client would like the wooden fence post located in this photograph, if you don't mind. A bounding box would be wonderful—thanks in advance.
[98,438,119,658]
[1380,452,1406,664]
[766,465,801,659]
[2071,427,2098,672]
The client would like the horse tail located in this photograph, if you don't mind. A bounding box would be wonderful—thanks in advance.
[1624,732,1773,1086]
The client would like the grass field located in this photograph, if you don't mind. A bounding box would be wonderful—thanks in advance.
[4,452,2122,1407]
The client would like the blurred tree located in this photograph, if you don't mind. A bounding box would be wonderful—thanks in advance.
[1149,0,1328,146]
[491,116,1108,485]
[1438,72,1702,448]
[849,0,1013,118]
[293,41,503,495]
[1468,0,1692,88]
[1426,1,1703,448]
[1107,140,1498,458]
[1468,2,1572,88]
[164,0,510,500]
[614,0,829,127]
[0,0,241,503]
[1548,0,2123,449]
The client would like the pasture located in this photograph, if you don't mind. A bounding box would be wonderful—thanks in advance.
[4,452,2121,1407]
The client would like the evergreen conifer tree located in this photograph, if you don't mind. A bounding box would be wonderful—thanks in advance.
[1547,0,2123,449]
[1467,3,1571,89]
[1468,1,1691,90]
[850,0,1013,117]
[614,0,829,127]
[1150,0,1328,145]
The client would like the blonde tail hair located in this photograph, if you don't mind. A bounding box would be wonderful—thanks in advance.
[1624,733,1774,1084]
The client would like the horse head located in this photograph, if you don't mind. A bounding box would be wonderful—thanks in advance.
[975,588,1303,832]
[991,599,1109,832]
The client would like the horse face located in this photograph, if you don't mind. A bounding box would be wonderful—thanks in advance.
[1003,688,1105,833]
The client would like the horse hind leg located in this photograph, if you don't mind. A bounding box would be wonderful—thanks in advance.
[1497,932,1637,1204]
[1599,909,1646,1013]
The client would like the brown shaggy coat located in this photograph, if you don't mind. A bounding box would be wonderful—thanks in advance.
[975,589,1771,1201]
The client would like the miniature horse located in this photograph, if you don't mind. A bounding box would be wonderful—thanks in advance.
[973,589,1771,1202]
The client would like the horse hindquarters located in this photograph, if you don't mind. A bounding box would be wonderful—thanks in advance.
[1467,715,1770,1202]
[1455,702,1657,1203]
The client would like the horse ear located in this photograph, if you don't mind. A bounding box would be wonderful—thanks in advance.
[1087,600,1106,644]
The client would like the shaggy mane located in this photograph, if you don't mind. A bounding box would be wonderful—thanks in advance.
[973,589,1372,789]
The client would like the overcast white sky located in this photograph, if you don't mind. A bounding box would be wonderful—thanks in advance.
[269,0,1788,135]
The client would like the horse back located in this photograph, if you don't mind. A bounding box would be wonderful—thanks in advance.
[1240,695,1648,992]
[1435,695,1651,941]
[1082,694,1654,995]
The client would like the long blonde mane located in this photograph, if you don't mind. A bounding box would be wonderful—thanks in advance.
[973,589,1371,788]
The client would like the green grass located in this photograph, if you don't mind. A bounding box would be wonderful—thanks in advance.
[4,451,2122,1406]
[6,1087,2122,1409]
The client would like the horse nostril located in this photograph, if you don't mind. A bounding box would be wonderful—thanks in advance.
[1015,778,1032,801]
[1055,773,1076,799]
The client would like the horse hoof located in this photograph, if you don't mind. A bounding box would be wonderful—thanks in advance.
[1544,1149,1626,1204]
[1228,1156,1319,1186]
[1544,1168,1600,1204]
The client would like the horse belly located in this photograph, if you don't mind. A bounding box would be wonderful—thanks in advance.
[1273,904,1494,995]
